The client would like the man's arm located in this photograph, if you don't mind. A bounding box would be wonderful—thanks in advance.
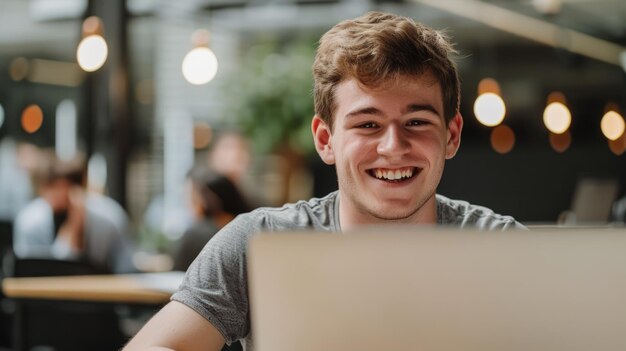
[123,301,226,351]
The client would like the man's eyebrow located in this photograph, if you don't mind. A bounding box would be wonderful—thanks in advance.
[403,104,440,116]
[345,107,383,119]
[345,104,441,119]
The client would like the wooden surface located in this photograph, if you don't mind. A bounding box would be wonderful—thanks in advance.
[2,271,184,304]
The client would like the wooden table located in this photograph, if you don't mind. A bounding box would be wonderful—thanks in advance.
[2,271,184,304]
[2,271,185,351]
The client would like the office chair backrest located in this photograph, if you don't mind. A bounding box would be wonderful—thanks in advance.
[3,253,124,351]
[2,250,110,279]
[0,220,12,256]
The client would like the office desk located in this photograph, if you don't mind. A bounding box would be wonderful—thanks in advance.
[2,271,184,304]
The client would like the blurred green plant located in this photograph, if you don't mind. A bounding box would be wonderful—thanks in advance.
[136,225,172,253]
[227,35,318,155]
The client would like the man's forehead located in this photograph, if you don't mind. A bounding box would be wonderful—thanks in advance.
[335,73,443,110]
[352,70,440,91]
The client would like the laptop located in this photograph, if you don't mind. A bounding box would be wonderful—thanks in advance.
[569,178,620,223]
[248,228,626,351]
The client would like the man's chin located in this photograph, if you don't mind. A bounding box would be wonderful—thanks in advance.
[362,193,436,222]
[366,204,421,222]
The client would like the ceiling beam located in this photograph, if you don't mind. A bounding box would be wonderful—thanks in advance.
[412,0,626,71]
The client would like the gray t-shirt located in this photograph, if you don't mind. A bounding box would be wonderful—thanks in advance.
[171,191,524,350]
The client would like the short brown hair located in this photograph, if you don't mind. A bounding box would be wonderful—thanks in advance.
[33,150,86,188]
[313,11,460,129]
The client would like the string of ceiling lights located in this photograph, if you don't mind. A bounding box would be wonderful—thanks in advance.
[473,77,626,155]
[8,16,219,138]
[7,15,625,157]
[77,16,218,85]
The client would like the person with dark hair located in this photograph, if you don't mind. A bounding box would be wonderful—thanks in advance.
[13,150,133,273]
[125,12,524,351]
[172,166,250,271]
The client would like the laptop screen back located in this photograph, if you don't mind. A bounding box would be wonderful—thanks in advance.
[248,229,626,351]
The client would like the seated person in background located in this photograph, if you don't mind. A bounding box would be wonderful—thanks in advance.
[172,166,251,271]
[206,131,259,207]
[125,11,525,351]
[13,150,134,273]
[207,131,251,188]
[0,138,35,222]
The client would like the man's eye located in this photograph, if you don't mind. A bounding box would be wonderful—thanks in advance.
[358,122,378,128]
[407,120,427,127]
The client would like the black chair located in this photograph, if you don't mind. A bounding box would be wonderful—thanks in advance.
[3,253,127,351]
[0,221,13,349]
[0,221,12,257]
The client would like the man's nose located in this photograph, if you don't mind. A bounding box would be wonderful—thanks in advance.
[377,124,411,157]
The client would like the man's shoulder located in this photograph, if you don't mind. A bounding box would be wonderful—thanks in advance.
[241,191,339,232]
[15,198,51,228]
[17,197,49,214]
[436,194,524,230]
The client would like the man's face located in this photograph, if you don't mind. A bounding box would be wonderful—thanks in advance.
[41,178,72,213]
[312,72,462,226]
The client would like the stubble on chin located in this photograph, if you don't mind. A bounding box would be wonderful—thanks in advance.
[366,201,423,222]
[353,191,435,223]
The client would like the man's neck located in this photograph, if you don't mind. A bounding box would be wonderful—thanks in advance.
[338,192,438,232]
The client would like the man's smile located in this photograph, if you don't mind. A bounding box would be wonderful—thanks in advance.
[366,167,419,182]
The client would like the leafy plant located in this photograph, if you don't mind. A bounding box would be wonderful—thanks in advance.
[227,35,318,155]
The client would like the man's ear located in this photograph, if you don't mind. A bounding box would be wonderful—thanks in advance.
[445,113,463,159]
[311,115,335,165]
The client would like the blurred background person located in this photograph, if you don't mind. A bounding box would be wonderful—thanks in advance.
[172,165,250,271]
[0,138,36,222]
[13,150,135,273]
[142,130,254,242]
[206,131,251,188]
[204,130,265,206]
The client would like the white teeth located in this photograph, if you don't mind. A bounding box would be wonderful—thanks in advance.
[373,168,414,180]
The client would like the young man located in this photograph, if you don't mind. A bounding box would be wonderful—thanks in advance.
[125,11,524,351]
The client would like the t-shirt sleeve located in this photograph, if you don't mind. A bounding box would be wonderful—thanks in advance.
[502,218,527,230]
[170,211,265,344]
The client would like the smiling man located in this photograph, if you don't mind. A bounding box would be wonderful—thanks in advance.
[314,74,459,228]
[125,11,524,351]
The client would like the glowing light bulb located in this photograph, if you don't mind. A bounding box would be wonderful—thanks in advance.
[549,131,571,153]
[77,34,108,72]
[182,47,218,85]
[608,134,626,155]
[543,102,571,134]
[21,104,44,134]
[9,57,29,81]
[600,110,625,141]
[474,93,506,127]
[490,124,515,154]
[477,78,501,95]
